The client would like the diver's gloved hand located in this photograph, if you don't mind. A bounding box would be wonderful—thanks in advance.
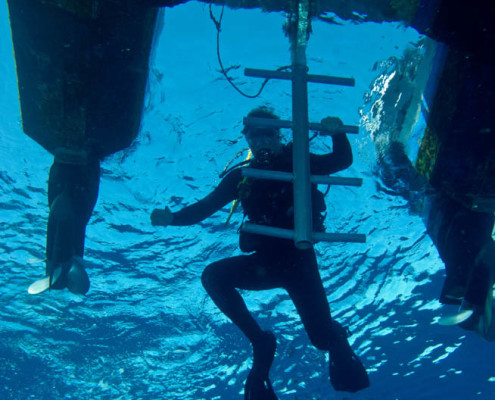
[151,207,173,227]
[320,116,344,136]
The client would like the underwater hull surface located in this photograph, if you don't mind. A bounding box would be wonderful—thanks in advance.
[7,0,158,159]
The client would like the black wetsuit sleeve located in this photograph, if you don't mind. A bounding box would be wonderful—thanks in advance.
[170,168,241,226]
[310,134,353,174]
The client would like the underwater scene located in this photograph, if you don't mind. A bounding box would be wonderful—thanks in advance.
[1,1,494,400]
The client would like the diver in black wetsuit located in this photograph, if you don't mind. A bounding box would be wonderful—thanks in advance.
[29,153,100,295]
[151,107,369,398]
[410,2,495,336]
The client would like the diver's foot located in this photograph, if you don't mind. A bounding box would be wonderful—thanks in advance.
[66,257,90,295]
[29,257,90,295]
[328,321,370,393]
[457,295,495,341]
[440,278,465,305]
[456,301,482,332]
[244,371,278,400]
[44,259,68,290]
[252,331,276,376]
[244,331,278,400]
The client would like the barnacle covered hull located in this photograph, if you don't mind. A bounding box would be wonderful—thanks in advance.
[7,0,159,159]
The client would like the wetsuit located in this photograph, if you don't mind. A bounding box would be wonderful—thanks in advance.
[428,194,494,307]
[169,134,352,350]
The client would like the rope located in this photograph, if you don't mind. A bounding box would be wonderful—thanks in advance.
[209,5,290,99]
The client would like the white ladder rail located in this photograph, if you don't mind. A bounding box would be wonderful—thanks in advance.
[240,0,366,247]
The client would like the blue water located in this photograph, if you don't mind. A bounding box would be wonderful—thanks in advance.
[1,2,494,400]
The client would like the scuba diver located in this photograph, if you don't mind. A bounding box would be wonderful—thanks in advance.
[359,0,495,339]
[423,46,495,335]
[28,153,100,295]
[151,107,370,398]
[414,7,495,336]
[8,0,158,297]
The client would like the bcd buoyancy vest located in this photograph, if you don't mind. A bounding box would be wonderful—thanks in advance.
[237,146,326,251]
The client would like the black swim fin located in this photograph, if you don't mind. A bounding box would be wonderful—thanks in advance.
[438,309,474,326]
[66,257,90,295]
[329,322,370,393]
[28,266,62,295]
[28,257,90,295]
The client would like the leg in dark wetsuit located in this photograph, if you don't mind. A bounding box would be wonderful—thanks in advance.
[46,159,100,294]
[428,194,495,307]
[463,215,495,309]
[201,243,369,395]
[202,246,333,341]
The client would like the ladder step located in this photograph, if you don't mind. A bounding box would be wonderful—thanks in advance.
[245,68,355,87]
[243,117,359,135]
[242,168,363,186]
[242,223,366,243]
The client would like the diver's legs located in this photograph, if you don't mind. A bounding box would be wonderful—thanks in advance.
[202,253,280,344]
[427,195,491,304]
[71,159,100,257]
[202,254,281,399]
[283,247,369,393]
[463,212,495,308]
[45,192,75,289]
[283,248,334,349]
[460,239,495,336]
[43,159,100,294]
[427,196,468,303]
[244,330,277,400]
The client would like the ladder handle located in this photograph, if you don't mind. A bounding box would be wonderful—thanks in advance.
[244,68,355,87]
[312,176,363,186]
[242,168,363,186]
[314,231,367,243]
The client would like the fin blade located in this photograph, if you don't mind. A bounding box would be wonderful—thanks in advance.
[27,267,62,295]
[27,258,46,264]
[438,309,474,326]
[28,276,51,295]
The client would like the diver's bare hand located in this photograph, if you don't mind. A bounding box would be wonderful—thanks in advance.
[151,207,173,227]
[320,116,344,135]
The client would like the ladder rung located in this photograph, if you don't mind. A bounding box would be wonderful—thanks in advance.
[245,68,355,87]
[242,223,366,243]
[243,117,359,134]
[314,231,367,243]
[242,168,293,182]
[242,168,363,186]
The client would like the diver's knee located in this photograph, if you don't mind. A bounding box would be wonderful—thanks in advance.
[202,261,230,294]
[201,264,219,293]
[310,333,331,350]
